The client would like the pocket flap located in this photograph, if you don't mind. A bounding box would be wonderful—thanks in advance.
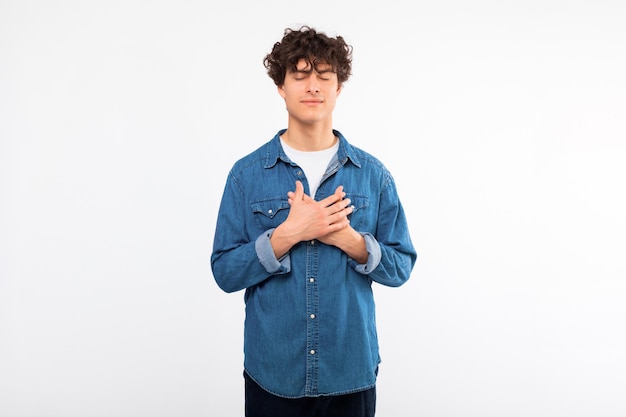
[251,199,290,219]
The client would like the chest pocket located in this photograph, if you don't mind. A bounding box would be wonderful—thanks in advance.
[251,198,290,231]
[346,195,370,230]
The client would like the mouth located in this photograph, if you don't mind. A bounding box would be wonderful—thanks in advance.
[301,99,323,105]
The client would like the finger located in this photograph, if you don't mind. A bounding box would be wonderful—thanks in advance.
[334,198,353,214]
[320,187,344,207]
[331,185,347,206]
[302,193,316,203]
[293,180,304,201]
[331,196,352,214]
[329,208,352,227]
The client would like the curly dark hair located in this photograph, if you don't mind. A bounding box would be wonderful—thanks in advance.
[263,26,353,87]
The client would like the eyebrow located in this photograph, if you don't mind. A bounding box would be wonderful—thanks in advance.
[293,66,335,74]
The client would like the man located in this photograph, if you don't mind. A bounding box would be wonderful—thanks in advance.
[211,26,417,417]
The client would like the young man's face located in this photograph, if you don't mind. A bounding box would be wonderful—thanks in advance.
[278,58,342,126]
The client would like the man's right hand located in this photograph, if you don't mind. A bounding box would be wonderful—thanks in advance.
[270,180,353,258]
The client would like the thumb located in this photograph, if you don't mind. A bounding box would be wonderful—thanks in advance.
[293,180,305,201]
[297,181,316,202]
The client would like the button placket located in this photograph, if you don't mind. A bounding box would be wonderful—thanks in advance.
[304,239,320,395]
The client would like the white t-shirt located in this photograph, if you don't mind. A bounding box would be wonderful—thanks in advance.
[281,139,339,199]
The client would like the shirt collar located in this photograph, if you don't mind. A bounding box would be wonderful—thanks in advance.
[264,129,361,169]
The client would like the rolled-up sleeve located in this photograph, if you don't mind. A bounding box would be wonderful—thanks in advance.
[353,232,381,275]
[255,228,291,274]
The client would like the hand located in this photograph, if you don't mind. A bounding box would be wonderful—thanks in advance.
[287,181,368,263]
[269,180,352,258]
[283,180,353,243]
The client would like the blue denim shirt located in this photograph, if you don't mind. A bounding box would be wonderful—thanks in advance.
[211,129,417,398]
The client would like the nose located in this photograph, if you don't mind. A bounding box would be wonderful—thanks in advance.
[306,75,320,94]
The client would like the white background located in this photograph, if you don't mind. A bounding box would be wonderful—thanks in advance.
[1,1,625,416]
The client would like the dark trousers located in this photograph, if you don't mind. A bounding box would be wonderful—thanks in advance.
[244,371,376,417]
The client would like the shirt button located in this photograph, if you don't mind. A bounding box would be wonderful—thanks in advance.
[268,209,273,214]
[310,240,315,245]
[309,278,314,283]
[310,314,315,319]
[310,350,315,355]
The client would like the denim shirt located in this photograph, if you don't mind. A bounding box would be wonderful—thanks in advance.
[211,129,417,398]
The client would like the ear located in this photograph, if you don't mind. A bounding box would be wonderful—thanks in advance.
[336,83,343,96]
[277,84,286,99]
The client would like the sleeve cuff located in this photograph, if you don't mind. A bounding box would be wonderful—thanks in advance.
[354,232,381,275]
[255,229,291,274]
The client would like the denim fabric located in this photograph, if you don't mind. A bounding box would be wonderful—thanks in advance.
[211,129,417,398]
[244,370,376,417]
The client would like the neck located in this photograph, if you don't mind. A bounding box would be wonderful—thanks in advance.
[281,122,336,152]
